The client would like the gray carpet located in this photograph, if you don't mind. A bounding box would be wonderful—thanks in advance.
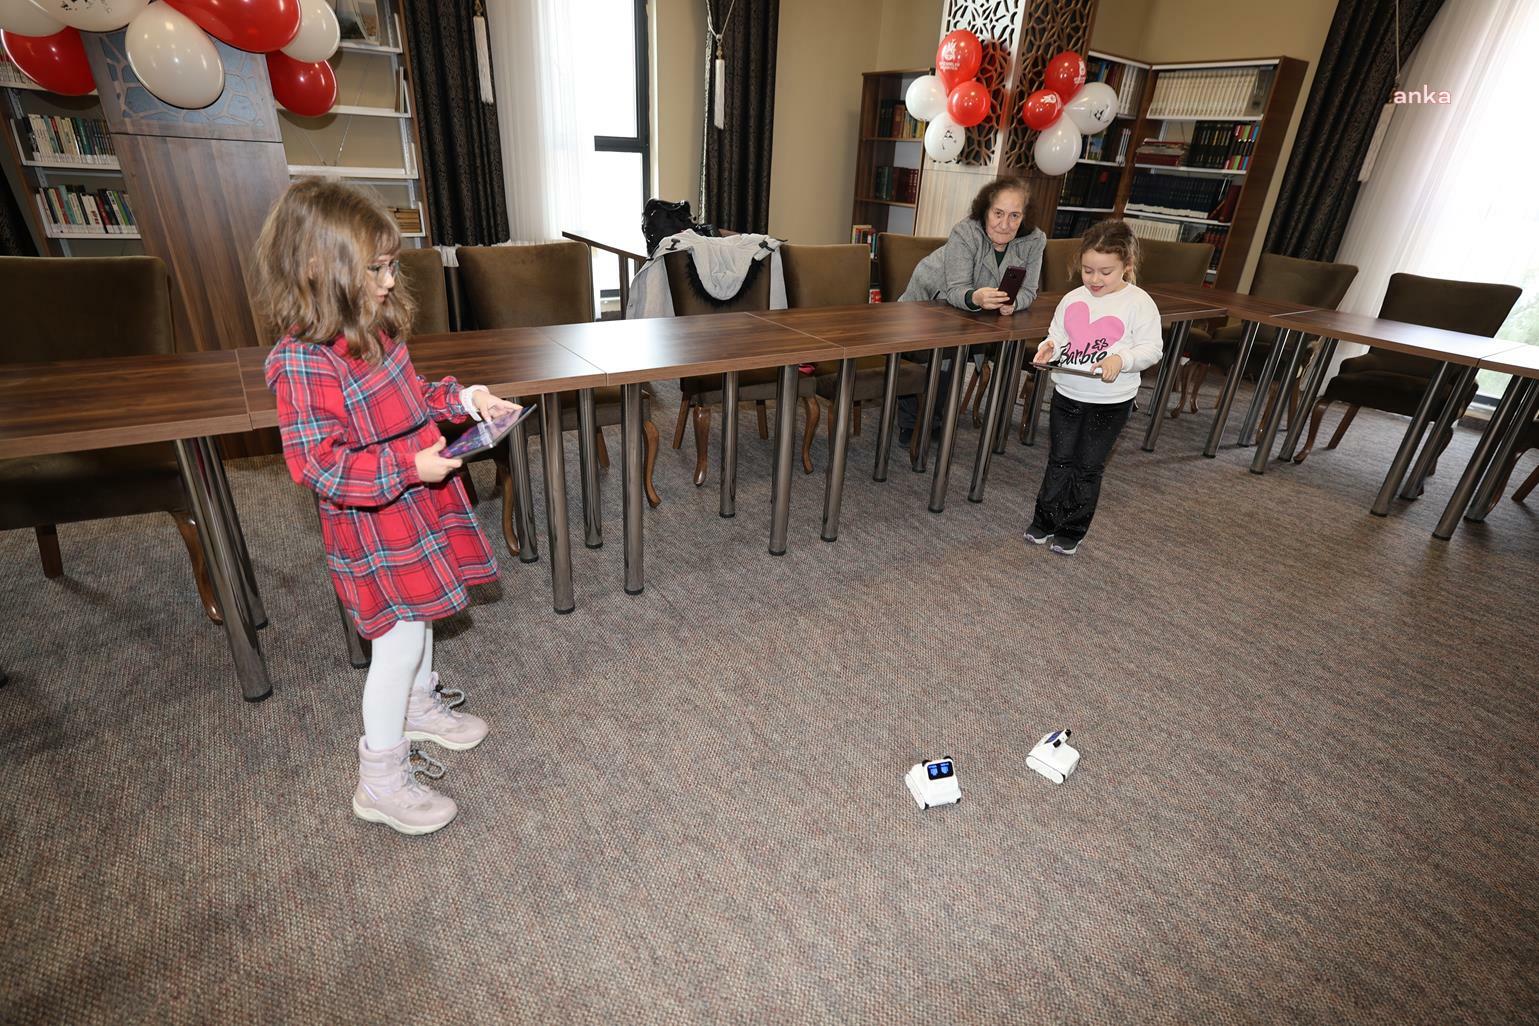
[2,378,1537,1025]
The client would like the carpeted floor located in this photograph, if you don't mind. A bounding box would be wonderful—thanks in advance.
[2,377,1536,1025]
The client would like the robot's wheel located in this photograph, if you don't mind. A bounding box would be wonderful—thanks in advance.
[921,803,929,810]
[955,797,961,804]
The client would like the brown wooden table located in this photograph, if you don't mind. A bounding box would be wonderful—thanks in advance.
[1434,342,1539,539]
[1,350,270,701]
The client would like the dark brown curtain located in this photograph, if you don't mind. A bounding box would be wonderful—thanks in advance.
[702,0,778,234]
[400,0,510,245]
[1264,0,1445,262]
[1,181,39,257]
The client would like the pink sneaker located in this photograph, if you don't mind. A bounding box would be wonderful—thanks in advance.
[404,672,489,751]
[352,737,457,836]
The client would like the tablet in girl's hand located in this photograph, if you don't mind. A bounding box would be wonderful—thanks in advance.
[442,403,537,460]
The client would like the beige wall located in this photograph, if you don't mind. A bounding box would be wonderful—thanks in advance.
[1088,0,1154,59]
[875,0,944,70]
[650,0,707,209]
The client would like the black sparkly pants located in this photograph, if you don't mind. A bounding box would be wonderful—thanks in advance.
[1029,392,1134,543]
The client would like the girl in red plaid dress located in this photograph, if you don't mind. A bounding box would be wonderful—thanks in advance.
[256,180,513,836]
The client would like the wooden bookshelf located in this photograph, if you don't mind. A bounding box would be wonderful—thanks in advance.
[851,69,930,289]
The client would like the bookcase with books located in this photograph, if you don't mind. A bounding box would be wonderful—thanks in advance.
[1051,51,1147,241]
[850,69,930,292]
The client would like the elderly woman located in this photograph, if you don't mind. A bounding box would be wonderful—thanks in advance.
[897,175,1045,444]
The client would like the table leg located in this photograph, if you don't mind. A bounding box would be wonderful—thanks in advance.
[312,496,371,668]
[577,388,602,549]
[913,348,943,472]
[968,339,1016,503]
[821,358,856,542]
[1249,330,1307,473]
[1146,332,1179,420]
[1466,379,1539,523]
[538,393,574,613]
[873,353,900,482]
[617,254,630,317]
[1370,361,1451,516]
[621,383,644,594]
[196,438,267,629]
[928,346,968,514]
[993,339,1025,456]
[510,418,539,563]
[174,439,270,702]
[769,364,798,555]
[1022,366,1045,446]
[1434,378,1533,539]
[1278,338,1338,462]
[1400,365,1475,500]
[1203,321,1259,458]
[1142,320,1192,452]
[720,370,739,517]
[1238,329,1290,448]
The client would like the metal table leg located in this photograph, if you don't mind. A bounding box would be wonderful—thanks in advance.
[821,359,856,542]
[913,348,943,472]
[1277,338,1338,462]
[312,496,371,667]
[1142,321,1192,452]
[928,346,968,514]
[769,364,798,555]
[1434,378,1533,539]
[538,393,574,613]
[720,370,739,517]
[621,383,644,594]
[1465,379,1539,523]
[1146,331,1179,420]
[1370,362,1451,516]
[993,338,1024,456]
[196,438,267,629]
[873,353,900,482]
[1249,330,1307,473]
[968,339,1016,503]
[509,418,539,563]
[1401,366,1476,500]
[174,439,270,702]
[1203,321,1259,458]
[577,389,602,549]
[1022,366,1045,446]
[1238,329,1290,448]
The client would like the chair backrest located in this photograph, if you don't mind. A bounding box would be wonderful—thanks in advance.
[396,247,451,335]
[663,250,771,314]
[1136,239,1214,285]
[456,241,593,329]
[780,243,869,308]
[1367,272,1523,378]
[876,232,945,303]
[1042,237,1080,293]
[0,255,176,363]
[1249,253,1358,310]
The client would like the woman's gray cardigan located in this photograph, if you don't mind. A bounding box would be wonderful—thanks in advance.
[898,218,1046,311]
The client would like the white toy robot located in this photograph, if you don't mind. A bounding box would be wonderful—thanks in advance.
[905,757,961,809]
[1027,729,1080,784]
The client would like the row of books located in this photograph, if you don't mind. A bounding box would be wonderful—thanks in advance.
[1052,209,1112,240]
[36,184,137,234]
[874,100,925,139]
[871,165,919,204]
[1186,121,1259,170]
[1123,217,1182,242]
[1059,166,1119,209]
[1085,57,1148,118]
[1193,226,1230,271]
[1127,172,1233,220]
[1082,124,1130,164]
[1147,67,1271,120]
[1132,138,1187,166]
[18,114,117,165]
[850,224,879,259]
[389,206,422,234]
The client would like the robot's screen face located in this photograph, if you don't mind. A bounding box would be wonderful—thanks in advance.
[927,761,953,780]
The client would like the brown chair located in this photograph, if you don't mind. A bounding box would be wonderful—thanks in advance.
[456,243,663,550]
[1476,410,1539,514]
[1295,272,1522,465]
[664,249,820,485]
[1040,237,1080,293]
[396,246,451,335]
[1178,253,1359,416]
[875,232,946,304]
[0,255,221,624]
[1137,238,1214,286]
[781,243,929,445]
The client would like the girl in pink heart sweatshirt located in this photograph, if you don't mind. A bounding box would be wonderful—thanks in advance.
[1025,220,1164,555]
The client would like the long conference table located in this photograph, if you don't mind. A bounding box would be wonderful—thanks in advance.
[5,287,1535,702]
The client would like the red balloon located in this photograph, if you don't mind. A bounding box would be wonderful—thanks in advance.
[1045,51,1087,102]
[164,0,301,53]
[1021,87,1064,131]
[946,80,991,128]
[1,28,94,97]
[935,29,982,92]
[266,51,336,117]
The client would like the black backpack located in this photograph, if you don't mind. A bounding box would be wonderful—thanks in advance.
[642,198,717,258]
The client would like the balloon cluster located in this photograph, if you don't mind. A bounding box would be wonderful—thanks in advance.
[1,0,341,117]
[903,29,990,164]
[1021,51,1117,176]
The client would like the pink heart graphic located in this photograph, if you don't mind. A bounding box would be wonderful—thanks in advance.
[1062,301,1125,362]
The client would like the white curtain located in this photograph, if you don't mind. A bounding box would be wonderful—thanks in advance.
[1327,0,1539,387]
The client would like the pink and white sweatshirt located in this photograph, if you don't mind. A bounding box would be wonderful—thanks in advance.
[1043,283,1165,404]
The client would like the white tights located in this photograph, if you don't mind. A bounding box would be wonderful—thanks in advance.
[360,620,435,750]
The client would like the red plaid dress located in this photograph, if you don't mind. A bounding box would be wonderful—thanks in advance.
[265,333,498,639]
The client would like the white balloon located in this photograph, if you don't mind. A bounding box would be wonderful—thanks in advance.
[924,112,965,163]
[49,0,149,32]
[0,0,61,36]
[904,74,948,123]
[1063,81,1118,135]
[1033,118,1082,175]
[282,0,338,62]
[125,3,224,109]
